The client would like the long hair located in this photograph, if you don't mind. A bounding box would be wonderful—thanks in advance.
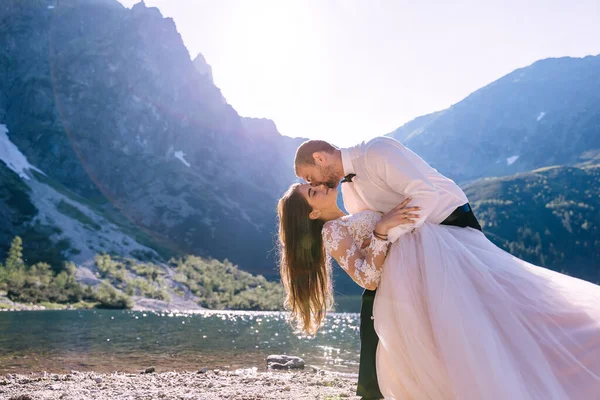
[277,183,333,335]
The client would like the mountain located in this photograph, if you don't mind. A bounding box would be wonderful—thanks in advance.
[388,55,600,184]
[1,0,599,301]
[0,0,305,278]
[465,163,600,283]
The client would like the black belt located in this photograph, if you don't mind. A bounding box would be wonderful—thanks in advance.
[442,203,472,224]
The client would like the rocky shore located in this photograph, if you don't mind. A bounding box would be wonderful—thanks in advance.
[1,368,361,400]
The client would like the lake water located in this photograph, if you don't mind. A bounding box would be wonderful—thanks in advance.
[0,310,361,375]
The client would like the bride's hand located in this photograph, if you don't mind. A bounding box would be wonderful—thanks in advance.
[375,198,420,236]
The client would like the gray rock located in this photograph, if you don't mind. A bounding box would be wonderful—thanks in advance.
[144,366,156,374]
[306,365,321,373]
[266,355,305,370]
[95,377,103,383]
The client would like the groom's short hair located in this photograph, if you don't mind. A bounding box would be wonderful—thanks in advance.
[294,140,338,170]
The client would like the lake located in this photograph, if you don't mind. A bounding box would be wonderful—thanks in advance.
[0,310,361,376]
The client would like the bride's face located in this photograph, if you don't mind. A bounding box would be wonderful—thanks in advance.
[298,183,338,212]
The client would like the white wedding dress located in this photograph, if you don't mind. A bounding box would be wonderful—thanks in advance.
[323,210,600,400]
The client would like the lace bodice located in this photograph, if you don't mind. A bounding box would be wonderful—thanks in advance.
[322,210,389,289]
[338,210,382,244]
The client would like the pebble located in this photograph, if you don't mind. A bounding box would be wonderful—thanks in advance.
[144,366,156,374]
[1,370,358,399]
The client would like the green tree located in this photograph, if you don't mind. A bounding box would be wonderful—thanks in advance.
[0,261,6,289]
[5,236,25,272]
[96,281,133,309]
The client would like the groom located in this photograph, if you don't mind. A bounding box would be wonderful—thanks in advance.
[294,136,482,399]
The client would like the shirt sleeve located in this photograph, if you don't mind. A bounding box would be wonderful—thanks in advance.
[364,138,440,242]
[322,221,389,290]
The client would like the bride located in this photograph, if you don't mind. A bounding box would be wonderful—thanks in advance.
[277,182,600,399]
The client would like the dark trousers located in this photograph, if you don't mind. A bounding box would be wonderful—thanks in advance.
[356,206,482,399]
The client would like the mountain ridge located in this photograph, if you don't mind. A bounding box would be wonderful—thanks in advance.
[0,0,598,298]
[388,54,600,184]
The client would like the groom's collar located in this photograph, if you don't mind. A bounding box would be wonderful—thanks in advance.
[340,148,355,177]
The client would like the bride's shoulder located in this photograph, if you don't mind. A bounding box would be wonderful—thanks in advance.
[323,218,344,232]
[347,210,382,223]
[328,210,381,232]
[322,211,380,233]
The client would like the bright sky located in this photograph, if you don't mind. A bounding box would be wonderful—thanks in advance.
[118,0,600,146]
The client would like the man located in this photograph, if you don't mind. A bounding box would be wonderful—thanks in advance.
[294,136,482,399]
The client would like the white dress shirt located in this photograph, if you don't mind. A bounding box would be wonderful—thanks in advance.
[340,136,469,242]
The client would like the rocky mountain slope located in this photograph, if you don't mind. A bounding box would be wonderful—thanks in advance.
[388,55,600,184]
[465,163,600,283]
[0,0,304,278]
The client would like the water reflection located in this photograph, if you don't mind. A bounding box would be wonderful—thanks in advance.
[0,310,360,374]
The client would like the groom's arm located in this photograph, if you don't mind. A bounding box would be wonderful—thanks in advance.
[364,138,439,242]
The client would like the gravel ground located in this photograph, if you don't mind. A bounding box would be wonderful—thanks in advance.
[1,369,361,400]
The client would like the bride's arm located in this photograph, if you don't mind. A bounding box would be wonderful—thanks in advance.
[322,222,390,290]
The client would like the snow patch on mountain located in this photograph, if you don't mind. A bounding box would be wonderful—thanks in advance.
[174,150,191,167]
[0,124,44,180]
[507,155,520,165]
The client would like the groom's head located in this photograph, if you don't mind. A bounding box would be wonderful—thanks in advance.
[294,140,343,189]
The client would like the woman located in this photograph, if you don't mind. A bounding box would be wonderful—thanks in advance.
[277,183,600,400]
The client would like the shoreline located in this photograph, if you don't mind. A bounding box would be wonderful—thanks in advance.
[0,295,204,313]
[1,369,361,400]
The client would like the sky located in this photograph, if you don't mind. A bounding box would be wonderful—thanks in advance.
[118,0,600,146]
